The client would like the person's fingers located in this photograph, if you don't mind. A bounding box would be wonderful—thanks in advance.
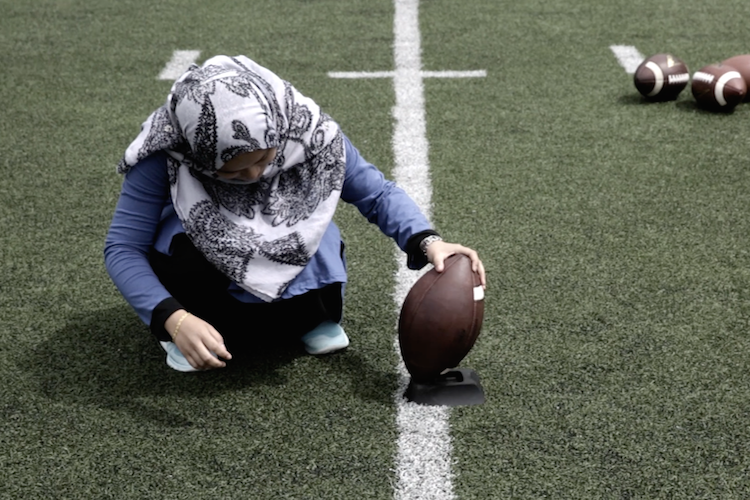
[203,355,226,370]
[428,243,485,288]
[182,317,230,369]
[205,326,232,360]
[184,350,220,371]
[434,254,446,272]
[214,343,232,361]
[464,248,479,264]
[193,342,226,369]
[442,245,487,288]
[205,337,232,361]
[461,249,486,287]
[476,260,487,288]
[179,336,225,370]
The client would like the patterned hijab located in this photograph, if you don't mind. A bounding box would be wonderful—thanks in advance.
[118,55,346,302]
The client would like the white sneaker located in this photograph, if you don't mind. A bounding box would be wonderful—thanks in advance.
[159,341,199,372]
[301,321,350,355]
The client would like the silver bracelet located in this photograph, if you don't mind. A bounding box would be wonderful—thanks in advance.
[419,235,443,254]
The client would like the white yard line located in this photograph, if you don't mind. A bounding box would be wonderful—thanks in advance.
[610,45,644,74]
[326,0,487,488]
[328,70,486,79]
[391,1,455,499]
[158,50,201,80]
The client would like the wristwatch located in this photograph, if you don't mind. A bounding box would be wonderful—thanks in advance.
[419,235,443,254]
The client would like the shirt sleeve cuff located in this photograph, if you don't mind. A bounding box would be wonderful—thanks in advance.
[406,230,440,270]
[150,297,184,342]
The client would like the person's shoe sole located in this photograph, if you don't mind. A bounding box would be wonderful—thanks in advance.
[301,321,350,355]
[160,341,199,372]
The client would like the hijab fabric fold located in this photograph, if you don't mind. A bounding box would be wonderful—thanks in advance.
[118,55,346,302]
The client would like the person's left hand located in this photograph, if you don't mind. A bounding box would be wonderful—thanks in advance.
[425,241,486,288]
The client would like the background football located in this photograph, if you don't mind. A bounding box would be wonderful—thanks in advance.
[691,63,747,110]
[633,53,690,101]
[398,254,485,382]
[721,54,750,101]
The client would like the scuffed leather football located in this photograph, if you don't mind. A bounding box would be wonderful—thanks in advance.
[691,63,747,110]
[634,53,690,101]
[398,254,484,382]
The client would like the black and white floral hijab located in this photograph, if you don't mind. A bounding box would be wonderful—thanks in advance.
[118,55,346,302]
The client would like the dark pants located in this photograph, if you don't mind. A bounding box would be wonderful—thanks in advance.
[150,234,343,353]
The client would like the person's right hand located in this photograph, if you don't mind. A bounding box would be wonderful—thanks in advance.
[165,310,232,370]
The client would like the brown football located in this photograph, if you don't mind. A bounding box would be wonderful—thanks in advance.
[633,53,690,101]
[691,63,747,110]
[721,55,750,101]
[398,254,485,382]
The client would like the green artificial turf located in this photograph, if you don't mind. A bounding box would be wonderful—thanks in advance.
[3,0,750,498]
[420,0,750,497]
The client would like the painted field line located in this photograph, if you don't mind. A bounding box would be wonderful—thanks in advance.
[391,1,455,499]
[329,70,486,79]
[610,45,644,74]
[158,50,201,80]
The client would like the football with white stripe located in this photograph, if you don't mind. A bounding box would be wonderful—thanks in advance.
[691,63,747,111]
[634,53,690,101]
[721,55,750,101]
[398,254,484,383]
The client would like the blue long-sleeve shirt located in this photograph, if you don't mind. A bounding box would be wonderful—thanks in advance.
[105,134,433,327]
